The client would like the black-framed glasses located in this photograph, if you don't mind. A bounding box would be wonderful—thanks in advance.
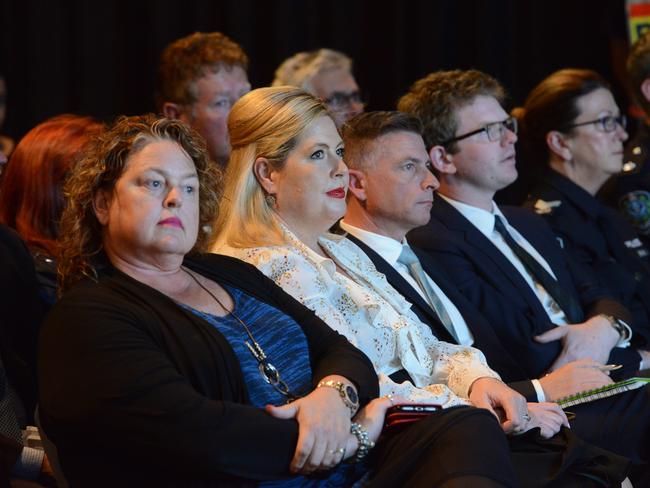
[565,115,627,133]
[444,117,518,145]
[323,91,365,110]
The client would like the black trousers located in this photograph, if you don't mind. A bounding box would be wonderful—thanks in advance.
[570,384,650,484]
[368,406,515,487]
[367,406,629,488]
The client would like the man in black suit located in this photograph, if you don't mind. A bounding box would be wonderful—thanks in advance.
[397,69,649,377]
[340,109,650,479]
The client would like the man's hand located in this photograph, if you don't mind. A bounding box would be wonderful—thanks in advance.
[534,315,619,371]
[526,402,569,438]
[538,359,614,401]
[266,375,352,474]
[468,377,529,434]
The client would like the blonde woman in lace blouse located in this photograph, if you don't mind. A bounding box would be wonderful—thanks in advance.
[211,86,560,436]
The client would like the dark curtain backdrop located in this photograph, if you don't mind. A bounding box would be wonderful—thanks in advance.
[0,0,631,202]
[1,0,629,140]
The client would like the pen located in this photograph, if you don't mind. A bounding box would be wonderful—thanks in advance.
[598,364,622,371]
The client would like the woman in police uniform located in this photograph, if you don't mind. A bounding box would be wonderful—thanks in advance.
[518,68,650,368]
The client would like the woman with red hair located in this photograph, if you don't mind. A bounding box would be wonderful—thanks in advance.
[0,114,103,305]
[0,115,102,426]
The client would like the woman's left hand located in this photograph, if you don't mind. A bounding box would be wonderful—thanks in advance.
[352,395,402,446]
[468,377,529,434]
[525,402,569,439]
[265,376,352,474]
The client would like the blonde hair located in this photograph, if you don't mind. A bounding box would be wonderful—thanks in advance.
[212,86,328,249]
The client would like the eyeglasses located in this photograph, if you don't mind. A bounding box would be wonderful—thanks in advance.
[323,91,365,110]
[565,115,627,133]
[444,117,518,145]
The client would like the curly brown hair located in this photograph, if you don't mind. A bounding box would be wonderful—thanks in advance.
[397,70,505,154]
[155,32,249,111]
[58,114,221,291]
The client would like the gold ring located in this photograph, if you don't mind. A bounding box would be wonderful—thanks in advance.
[385,394,395,405]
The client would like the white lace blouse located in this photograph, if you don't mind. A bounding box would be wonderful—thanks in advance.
[217,228,499,408]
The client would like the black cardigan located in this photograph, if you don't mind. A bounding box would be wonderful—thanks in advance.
[38,253,378,487]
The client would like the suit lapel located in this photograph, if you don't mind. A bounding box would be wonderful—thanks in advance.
[430,198,550,317]
[413,247,528,381]
[344,233,456,343]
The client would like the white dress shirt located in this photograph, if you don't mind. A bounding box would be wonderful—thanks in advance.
[441,194,568,326]
[340,220,474,346]
[218,225,500,408]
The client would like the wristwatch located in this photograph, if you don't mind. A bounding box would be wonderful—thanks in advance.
[599,314,633,347]
[317,380,359,416]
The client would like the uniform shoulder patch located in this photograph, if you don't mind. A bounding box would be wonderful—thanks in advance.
[619,190,650,235]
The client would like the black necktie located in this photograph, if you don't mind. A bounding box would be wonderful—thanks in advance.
[493,216,583,323]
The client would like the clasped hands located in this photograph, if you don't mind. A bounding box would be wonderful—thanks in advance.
[265,375,393,475]
[469,377,569,439]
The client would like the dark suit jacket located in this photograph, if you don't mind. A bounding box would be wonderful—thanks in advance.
[408,197,641,381]
[343,232,537,399]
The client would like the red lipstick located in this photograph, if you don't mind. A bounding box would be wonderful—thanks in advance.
[326,187,346,199]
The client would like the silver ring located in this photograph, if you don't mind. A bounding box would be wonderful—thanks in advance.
[328,447,345,456]
[522,413,531,422]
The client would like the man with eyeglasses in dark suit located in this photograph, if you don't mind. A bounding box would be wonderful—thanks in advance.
[395,69,650,484]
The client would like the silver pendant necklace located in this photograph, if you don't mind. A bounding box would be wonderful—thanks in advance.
[182,267,298,402]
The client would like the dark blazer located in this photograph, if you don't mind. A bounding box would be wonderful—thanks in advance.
[39,254,378,487]
[344,233,536,399]
[0,225,44,424]
[408,197,641,381]
[526,170,650,348]
[346,226,650,476]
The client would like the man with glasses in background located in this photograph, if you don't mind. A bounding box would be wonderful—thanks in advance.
[155,32,251,167]
[272,48,364,128]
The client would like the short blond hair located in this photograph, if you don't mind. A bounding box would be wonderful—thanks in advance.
[212,86,328,249]
[271,49,352,94]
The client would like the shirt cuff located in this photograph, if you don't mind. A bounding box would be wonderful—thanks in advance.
[12,446,44,480]
[531,379,546,402]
